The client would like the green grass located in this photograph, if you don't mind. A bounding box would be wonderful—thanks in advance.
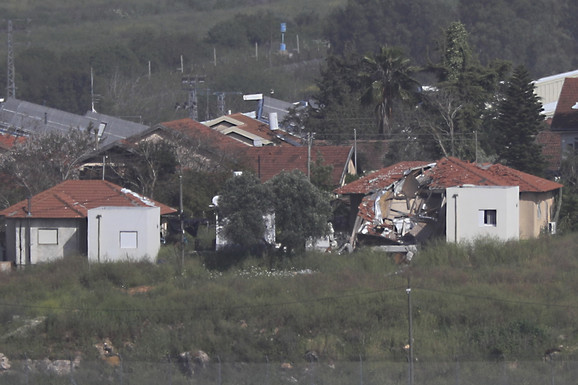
[1,233,578,369]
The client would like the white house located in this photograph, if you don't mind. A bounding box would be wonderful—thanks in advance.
[87,206,161,263]
[446,186,520,243]
[335,157,563,250]
[0,180,176,265]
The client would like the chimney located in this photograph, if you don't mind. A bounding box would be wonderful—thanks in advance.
[269,112,278,130]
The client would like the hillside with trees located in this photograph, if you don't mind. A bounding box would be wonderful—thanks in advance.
[0,0,576,126]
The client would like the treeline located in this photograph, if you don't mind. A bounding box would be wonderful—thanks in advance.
[0,0,575,121]
[324,0,577,78]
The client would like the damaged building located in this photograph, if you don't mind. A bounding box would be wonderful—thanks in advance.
[335,157,563,250]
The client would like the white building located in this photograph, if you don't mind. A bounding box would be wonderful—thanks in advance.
[446,186,519,243]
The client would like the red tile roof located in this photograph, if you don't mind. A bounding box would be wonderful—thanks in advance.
[485,163,563,192]
[551,78,578,131]
[0,180,176,219]
[335,161,432,195]
[160,118,246,151]
[243,145,353,186]
[336,157,562,195]
[0,133,25,151]
[427,157,563,192]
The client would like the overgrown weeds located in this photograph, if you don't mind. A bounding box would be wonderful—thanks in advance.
[1,233,577,365]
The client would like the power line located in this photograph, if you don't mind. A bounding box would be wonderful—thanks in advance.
[0,281,574,315]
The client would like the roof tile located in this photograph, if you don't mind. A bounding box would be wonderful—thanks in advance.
[336,157,562,195]
[243,146,353,186]
[0,180,176,219]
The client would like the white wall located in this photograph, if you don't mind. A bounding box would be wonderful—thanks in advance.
[6,218,84,265]
[446,186,519,243]
[87,206,160,263]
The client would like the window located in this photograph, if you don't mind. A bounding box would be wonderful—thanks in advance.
[97,122,107,139]
[119,231,138,249]
[479,209,497,227]
[38,228,58,245]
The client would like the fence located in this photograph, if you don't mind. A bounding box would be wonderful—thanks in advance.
[0,357,574,385]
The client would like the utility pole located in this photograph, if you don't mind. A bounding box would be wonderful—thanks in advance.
[25,194,31,265]
[407,271,414,385]
[179,172,185,272]
[6,20,15,99]
[181,75,205,121]
[307,132,313,181]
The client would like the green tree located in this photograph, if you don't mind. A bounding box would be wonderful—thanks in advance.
[494,65,546,175]
[429,22,511,160]
[558,152,578,233]
[359,46,420,136]
[307,52,371,142]
[217,172,272,251]
[266,170,332,254]
[441,21,472,83]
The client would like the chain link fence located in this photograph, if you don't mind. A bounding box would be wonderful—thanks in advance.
[0,357,574,385]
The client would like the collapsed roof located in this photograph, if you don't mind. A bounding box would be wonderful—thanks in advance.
[336,157,563,248]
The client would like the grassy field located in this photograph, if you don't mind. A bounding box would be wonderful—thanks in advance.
[1,232,577,370]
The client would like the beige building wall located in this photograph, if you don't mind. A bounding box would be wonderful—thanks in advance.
[519,191,557,239]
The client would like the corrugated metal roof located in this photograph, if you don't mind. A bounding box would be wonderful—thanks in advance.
[0,98,149,147]
[0,180,176,219]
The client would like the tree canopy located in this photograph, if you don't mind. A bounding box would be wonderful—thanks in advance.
[266,170,332,254]
[494,65,546,175]
[217,172,273,252]
[359,46,420,136]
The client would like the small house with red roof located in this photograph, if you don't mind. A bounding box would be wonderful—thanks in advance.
[335,157,563,248]
[0,180,176,265]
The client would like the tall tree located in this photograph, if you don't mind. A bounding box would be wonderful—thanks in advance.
[441,21,472,83]
[494,65,546,175]
[217,172,272,253]
[307,52,371,142]
[267,170,332,254]
[428,22,511,160]
[359,46,420,137]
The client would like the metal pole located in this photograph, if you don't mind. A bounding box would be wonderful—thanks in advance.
[179,173,185,271]
[307,132,312,181]
[25,195,31,265]
[407,272,414,385]
[354,128,358,172]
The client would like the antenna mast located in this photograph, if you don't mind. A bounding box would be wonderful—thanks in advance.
[91,67,97,112]
[6,20,16,99]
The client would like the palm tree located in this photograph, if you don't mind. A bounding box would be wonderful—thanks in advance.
[359,46,420,137]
